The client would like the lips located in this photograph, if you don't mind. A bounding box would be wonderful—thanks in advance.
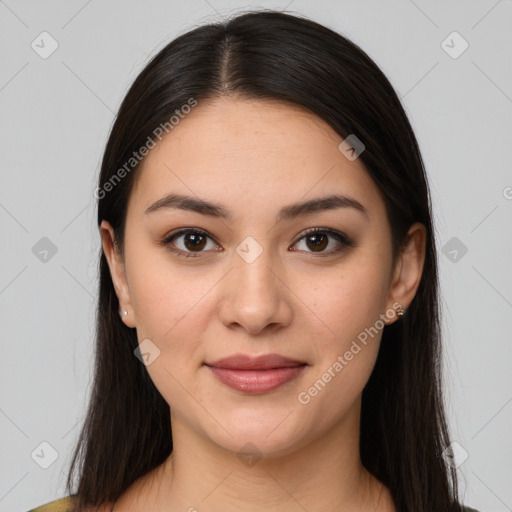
[206,353,306,370]
[204,353,307,394]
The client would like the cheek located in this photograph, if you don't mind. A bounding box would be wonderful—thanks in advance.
[126,248,219,349]
[294,253,390,417]
[304,259,390,353]
[296,284,385,427]
[125,252,218,412]
[298,350,378,436]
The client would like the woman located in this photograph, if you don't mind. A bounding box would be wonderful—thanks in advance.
[29,10,479,512]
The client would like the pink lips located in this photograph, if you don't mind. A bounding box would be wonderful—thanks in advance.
[204,353,306,394]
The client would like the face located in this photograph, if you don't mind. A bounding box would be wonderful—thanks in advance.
[102,97,424,458]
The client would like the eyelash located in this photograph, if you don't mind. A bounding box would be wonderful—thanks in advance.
[160,227,353,259]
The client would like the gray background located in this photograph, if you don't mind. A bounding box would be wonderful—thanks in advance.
[0,1,511,511]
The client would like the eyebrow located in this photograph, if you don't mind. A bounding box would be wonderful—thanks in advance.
[145,193,368,221]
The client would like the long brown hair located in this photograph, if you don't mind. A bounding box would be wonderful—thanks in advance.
[67,10,463,512]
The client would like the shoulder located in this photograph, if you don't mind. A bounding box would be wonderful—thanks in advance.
[27,496,75,512]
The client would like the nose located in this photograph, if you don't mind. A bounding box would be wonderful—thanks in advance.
[217,247,293,336]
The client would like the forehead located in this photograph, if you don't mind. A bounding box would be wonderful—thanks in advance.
[129,97,385,221]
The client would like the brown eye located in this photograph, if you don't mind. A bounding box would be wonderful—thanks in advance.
[292,228,352,255]
[162,229,220,257]
[305,233,329,252]
[183,232,207,251]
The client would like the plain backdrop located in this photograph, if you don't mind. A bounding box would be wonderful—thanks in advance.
[1,1,511,511]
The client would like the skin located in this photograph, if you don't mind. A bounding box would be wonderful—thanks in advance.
[99,97,426,512]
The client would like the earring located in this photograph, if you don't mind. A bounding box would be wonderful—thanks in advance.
[119,309,128,318]
[397,304,406,318]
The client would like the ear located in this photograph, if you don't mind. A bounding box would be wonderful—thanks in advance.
[99,220,136,328]
[385,222,426,324]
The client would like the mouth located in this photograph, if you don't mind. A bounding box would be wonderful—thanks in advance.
[204,353,307,394]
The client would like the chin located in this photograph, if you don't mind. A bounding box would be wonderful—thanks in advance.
[203,412,312,460]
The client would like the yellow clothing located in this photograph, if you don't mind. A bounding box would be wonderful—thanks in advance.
[27,495,114,512]
[27,494,481,511]
[27,496,75,512]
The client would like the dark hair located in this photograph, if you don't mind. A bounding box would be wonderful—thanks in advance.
[66,10,462,512]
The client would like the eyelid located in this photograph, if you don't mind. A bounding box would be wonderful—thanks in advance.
[293,226,352,246]
[161,226,352,258]
[160,228,222,258]
[162,227,218,244]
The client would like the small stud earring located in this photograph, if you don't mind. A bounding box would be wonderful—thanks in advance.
[397,304,406,318]
[120,310,128,318]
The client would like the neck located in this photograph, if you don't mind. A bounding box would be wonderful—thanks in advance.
[139,398,393,512]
